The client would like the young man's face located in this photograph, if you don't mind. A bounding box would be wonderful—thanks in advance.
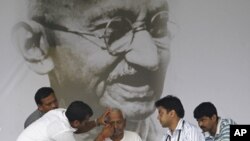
[27,0,170,120]
[38,93,58,113]
[75,115,91,133]
[196,116,216,133]
[157,106,172,128]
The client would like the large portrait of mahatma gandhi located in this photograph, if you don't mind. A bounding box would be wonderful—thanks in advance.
[13,0,170,140]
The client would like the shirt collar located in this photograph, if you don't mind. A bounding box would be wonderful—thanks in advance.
[176,119,184,130]
[166,119,184,135]
[215,117,222,135]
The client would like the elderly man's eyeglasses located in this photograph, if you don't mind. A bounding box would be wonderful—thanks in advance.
[34,11,168,55]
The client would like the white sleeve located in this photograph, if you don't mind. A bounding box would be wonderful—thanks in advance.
[131,131,142,141]
[52,131,76,141]
[136,133,142,141]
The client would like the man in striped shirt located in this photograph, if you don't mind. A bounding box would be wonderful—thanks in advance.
[193,102,236,141]
[155,95,205,141]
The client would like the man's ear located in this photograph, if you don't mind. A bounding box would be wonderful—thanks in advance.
[38,104,45,112]
[211,114,217,121]
[71,120,81,128]
[12,21,54,74]
[169,110,175,117]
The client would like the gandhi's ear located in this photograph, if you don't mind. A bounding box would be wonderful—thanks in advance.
[12,21,54,74]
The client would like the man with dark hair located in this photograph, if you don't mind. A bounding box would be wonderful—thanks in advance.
[193,102,236,141]
[17,101,107,141]
[24,87,58,128]
[155,95,205,141]
[95,108,142,141]
[13,0,171,140]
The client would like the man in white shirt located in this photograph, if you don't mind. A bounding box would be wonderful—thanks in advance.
[155,95,205,141]
[95,108,142,141]
[17,101,107,141]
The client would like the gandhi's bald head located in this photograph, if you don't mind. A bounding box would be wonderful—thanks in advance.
[27,0,168,24]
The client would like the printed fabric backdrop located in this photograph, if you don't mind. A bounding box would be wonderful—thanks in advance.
[1,0,250,141]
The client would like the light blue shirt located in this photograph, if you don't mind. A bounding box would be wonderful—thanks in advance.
[204,118,236,141]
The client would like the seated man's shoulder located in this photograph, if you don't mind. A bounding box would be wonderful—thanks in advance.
[24,109,44,128]
[183,120,200,131]
[219,118,236,132]
[46,109,73,136]
[221,118,237,126]
[44,108,66,116]
[125,130,139,136]
[124,130,142,140]
[182,120,205,141]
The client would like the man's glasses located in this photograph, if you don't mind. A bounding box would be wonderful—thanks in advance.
[34,11,168,55]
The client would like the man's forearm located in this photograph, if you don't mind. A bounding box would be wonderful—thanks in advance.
[94,133,106,141]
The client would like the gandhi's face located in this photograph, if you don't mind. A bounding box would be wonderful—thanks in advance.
[33,0,170,120]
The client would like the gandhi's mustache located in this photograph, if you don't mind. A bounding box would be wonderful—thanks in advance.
[107,60,137,83]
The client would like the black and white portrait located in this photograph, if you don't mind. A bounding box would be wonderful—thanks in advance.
[1,0,250,141]
[11,0,170,140]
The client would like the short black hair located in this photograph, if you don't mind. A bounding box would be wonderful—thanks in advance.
[66,101,93,122]
[155,95,185,118]
[193,102,218,119]
[35,87,55,105]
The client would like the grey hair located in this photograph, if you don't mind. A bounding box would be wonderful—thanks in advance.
[110,108,126,119]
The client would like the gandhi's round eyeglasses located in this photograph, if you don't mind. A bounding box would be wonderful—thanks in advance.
[35,11,168,55]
